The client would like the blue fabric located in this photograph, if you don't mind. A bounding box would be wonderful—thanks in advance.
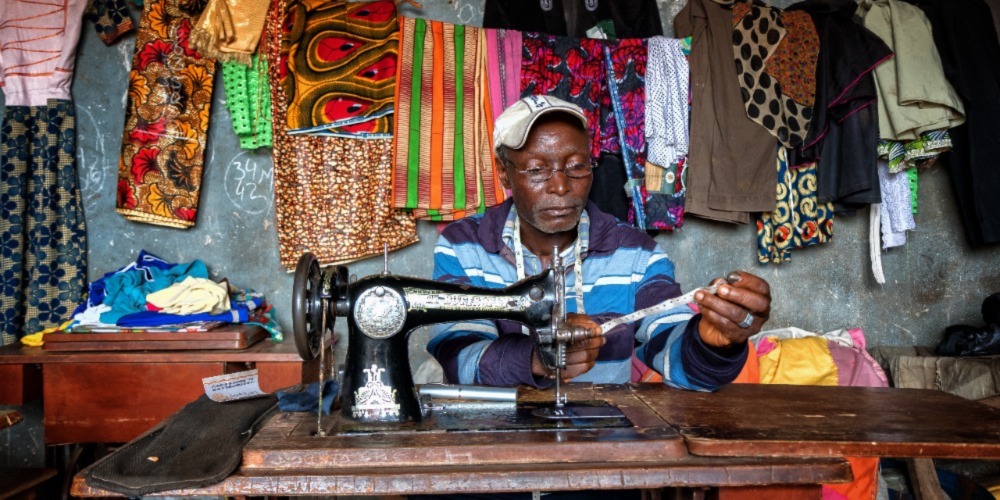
[116,305,250,327]
[276,380,339,415]
[427,199,745,390]
[99,260,209,324]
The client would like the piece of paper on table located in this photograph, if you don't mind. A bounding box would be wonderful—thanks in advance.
[202,369,266,402]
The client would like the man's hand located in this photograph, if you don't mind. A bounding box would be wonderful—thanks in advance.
[694,271,771,349]
[530,313,605,382]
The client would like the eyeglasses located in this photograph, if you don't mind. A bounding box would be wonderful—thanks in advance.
[503,160,596,183]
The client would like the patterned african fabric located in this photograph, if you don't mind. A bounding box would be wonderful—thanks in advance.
[1,100,88,346]
[267,0,418,268]
[116,0,215,229]
[877,129,950,173]
[675,0,777,223]
[190,0,268,64]
[756,148,834,264]
[0,0,88,106]
[392,16,503,221]
[858,0,964,142]
[520,34,647,163]
[280,0,397,137]
[85,0,136,45]
[519,33,648,226]
[222,55,273,149]
[644,157,686,231]
[485,29,521,125]
[731,1,818,149]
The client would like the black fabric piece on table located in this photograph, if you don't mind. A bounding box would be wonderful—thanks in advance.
[905,0,1000,245]
[86,394,277,497]
[588,153,630,223]
[482,0,663,39]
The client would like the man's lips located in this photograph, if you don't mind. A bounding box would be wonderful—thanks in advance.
[540,206,578,217]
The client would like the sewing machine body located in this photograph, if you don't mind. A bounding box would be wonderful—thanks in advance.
[292,251,601,425]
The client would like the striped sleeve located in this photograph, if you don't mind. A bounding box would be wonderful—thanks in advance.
[633,248,746,391]
[428,233,545,387]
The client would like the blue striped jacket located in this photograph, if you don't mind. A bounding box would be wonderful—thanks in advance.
[427,199,746,390]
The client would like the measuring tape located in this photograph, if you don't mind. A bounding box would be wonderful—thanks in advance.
[598,284,720,335]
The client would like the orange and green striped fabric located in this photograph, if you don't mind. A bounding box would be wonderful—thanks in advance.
[392,16,504,221]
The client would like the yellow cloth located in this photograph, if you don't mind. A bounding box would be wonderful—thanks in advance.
[758,335,839,386]
[21,320,73,347]
[146,276,231,315]
[190,0,270,64]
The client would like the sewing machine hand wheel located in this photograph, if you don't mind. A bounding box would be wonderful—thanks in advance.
[292,253,348,361]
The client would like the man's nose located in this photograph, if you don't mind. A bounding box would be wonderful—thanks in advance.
[545,168,571,194]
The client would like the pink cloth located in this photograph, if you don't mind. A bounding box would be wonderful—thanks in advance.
[0,0,88,105]
[485,28,521,123]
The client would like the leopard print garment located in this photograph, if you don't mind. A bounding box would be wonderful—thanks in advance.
[732,1,815,148]
[265,0,418,269]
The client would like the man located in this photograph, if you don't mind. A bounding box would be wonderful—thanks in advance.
[428,95,771,389]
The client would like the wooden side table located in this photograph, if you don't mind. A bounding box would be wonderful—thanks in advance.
[0,341,317,445]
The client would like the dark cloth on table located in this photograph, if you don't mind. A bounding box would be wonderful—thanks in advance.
[483,0,662,38]
[86,394,277,497]
[905,0,1000,245]
[276,379,339,415]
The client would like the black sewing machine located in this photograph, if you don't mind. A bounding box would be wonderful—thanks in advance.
[291,249,621,428]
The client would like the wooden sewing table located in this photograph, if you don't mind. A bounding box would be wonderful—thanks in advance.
[70,383,1000,498]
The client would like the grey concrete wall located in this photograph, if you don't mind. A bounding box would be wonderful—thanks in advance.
[1,2,999,463]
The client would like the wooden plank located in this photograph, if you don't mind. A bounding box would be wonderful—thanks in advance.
[43,362,224,444]
[43,324,261,342]
[0,339,303,364]
[43,325,266,351]
[0,364,41,405]
[632,383,1000,459]
[71,457,852,497]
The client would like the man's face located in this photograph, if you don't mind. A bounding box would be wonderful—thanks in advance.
[498,118,592,235]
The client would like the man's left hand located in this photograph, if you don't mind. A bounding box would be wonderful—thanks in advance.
[694,271,771,349]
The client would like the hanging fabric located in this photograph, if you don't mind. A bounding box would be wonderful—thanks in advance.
[756,148,834,264]
[222,54,273,149]
[392,16,503,221]
[266,0,418,269]
[280,0,398,137]
[905,0,1000,245]
[1,0,90,345]
[482,0,663,39]
[115,0,217,228]
[675,0,778,224]
[189,0,269,64]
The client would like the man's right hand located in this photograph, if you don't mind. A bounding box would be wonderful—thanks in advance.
[530,313,605,382]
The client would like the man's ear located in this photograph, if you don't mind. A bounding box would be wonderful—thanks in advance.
[496,157,512,190]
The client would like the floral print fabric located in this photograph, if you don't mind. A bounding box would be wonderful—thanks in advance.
[116,0,216,229]
[1,100,87,345]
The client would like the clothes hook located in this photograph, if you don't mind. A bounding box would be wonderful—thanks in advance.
[540,0,552,11]
[585,0,598,11]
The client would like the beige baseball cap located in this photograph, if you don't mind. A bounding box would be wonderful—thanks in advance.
[493,95,588,153]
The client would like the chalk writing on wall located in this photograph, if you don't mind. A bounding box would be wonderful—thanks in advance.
[224,152,274,215]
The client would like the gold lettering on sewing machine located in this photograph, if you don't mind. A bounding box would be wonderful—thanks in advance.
[404,288,533,312]
[352,364,400,419]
